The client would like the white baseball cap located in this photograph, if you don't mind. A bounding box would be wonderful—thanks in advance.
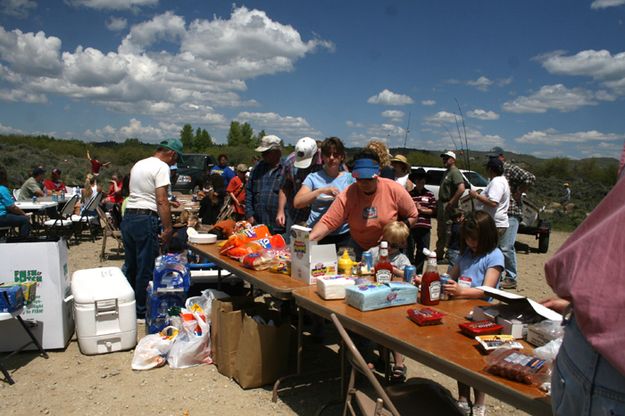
[440,150,456,160]
[255,135,282,152]
[294,137,318,169]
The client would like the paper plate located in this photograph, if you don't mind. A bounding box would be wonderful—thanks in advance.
[188,233,217,244]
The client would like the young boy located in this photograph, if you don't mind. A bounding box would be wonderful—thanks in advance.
[366,221,412,280]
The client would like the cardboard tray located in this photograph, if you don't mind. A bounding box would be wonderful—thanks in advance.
[477,286,562,322]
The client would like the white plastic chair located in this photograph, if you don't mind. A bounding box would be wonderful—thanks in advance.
[71,192,103,242]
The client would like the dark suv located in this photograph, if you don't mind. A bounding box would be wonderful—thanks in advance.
[173,153,215,193]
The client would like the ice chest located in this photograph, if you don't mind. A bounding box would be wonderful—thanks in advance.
[72,267,137,355]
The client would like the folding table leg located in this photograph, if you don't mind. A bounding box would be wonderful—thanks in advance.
[17,316,49,359]
[0,361,15,385]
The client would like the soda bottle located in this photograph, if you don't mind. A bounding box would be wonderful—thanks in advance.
[374,241,393,284]
[420,250,441,305]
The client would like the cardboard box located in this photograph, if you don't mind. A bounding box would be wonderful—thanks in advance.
[289,225,337,285]
[0,238,74,351]
[477,286,562,339]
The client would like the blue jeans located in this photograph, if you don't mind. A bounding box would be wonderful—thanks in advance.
[552,316,625,415]
[120,213,160,318]
[446,249,460,274]
[499,216,519,281]
[0,214,31,237]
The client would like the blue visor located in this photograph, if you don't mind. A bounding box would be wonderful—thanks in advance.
[352,158,380,179]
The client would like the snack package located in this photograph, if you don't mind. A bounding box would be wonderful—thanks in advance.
[220,224,271,255]
[407,307,445,326]
[484,348,551,385]
[241,250,279,270]
[475,335,524,352]
[227,235,287,260]
[459,320,503,337]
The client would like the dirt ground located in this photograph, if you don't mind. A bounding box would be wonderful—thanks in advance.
[0,228,568,416]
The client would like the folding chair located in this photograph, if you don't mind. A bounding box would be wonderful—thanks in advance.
[96,206,123,261]
[43,194,79,242]
[71,192,103,242]
[330,313,463,416]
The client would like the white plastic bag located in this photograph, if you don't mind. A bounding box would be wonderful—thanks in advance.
[131,326,179,370]
[168,311,212,369]
[185,288,227,323]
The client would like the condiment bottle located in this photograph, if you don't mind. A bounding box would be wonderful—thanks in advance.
[338,249,353,276]
[374,241,393,284]
[420,250,441,305]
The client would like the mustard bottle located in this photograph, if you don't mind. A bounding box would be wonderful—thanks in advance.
[337,249,353,276]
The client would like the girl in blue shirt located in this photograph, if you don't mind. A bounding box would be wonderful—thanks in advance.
[293,137,354,246]
[0,165,31,237]
[442,210,504,416]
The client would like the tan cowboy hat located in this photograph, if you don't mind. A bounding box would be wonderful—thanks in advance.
[390,154,410,170]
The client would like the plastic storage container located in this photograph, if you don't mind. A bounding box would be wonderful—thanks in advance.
[71,267,137,355]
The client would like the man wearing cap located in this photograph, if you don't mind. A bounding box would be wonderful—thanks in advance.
[277,137,323,239]
[121,138,183,320]
[488,146,536,289]
[310,150,418,258]
[436,151,466,261]
[43,168,67,194]
[18,167,46,201]
[245,135,285,234]
[226,163,248,220]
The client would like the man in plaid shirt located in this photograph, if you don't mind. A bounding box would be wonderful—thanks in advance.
[488,147,536,289]
[246,135,286,235]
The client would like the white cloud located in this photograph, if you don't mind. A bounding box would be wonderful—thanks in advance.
[421,99,436,106]
[591,0,625,9]
[497,77,513,86]
[0,0,36,18]
[367,89,414,105]
[0,27,63,76]
[0,121,25,134]
[0,88,46,103]
[346,120,364,128]
[516,128,625,145]
[83,118,177,142]
[467,109,500,120]
[502,84,600,113]
[106,16,128,32]
[66,0,158,11]
[381,110,404,122]
[119,11,186,55]
[236,111,321,142]
[424,111,458,125]
[467,76,493,91]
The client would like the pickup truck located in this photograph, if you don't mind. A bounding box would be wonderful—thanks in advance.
[173,153,216,194]
[410,166,488,200]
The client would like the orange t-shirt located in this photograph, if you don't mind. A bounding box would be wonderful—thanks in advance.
[226,176,246,215]
[319,178,418,250]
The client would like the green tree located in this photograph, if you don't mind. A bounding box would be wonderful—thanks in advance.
[227,121,243,146]
[253,129,266,147]
[194,128,212,151]
[240,122,254,146]
[180,124,194,150]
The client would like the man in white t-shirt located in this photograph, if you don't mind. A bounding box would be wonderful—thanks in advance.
[121,138,183,320]
[469,157,510,233]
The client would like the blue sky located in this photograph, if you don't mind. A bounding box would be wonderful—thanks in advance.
[1,0,625,159]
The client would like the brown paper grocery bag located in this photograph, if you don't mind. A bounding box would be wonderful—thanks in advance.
[210,297,253,378]
[234,309,290,389]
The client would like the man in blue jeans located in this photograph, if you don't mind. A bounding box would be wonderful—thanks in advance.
[487,147,535,289]
[121,138,183,320]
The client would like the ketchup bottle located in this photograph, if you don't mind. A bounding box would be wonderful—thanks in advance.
[374,241,393,284]
[420,251,441,305]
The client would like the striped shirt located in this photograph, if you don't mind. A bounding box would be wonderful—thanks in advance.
[409,187,437,228]
[281,151,323,225]
[504,161,535,218]
[245,160,285,234]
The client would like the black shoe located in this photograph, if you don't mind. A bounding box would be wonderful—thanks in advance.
[500,278,517,289]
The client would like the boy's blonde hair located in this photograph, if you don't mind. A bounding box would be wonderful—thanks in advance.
[382,221,410,247]
[180,210,200,230]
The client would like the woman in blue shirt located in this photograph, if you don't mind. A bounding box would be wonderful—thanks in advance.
[442,210,504,416]
[293,137,354,247]
[0,165,31,237]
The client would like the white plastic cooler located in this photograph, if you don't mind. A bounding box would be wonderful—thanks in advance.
[71,267,137,355]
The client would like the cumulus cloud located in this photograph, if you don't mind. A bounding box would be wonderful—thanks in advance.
[591,0,625,9]
[236,111,321,142]
[66,0,158,11]
[467,109,500,120]
[421,99,436,106]
[467,76,493,91]
[0,121,25,134]
[424,111,458,125]
[367,89,414,105]
[106,16,128,31]
[381,110,404,122]
[515,128,625,145]
[1,0,36,18]
[346,120,364,128]
[502,84,602,113]
[83,118,177,142]
[0,7,331,128]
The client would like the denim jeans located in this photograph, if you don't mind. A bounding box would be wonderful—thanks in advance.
[499,216,519,281]
[446,249,460,273]
[552,316,625,415]
[120,213,160,318]
[407,227,431,274]
[0,214,31,237]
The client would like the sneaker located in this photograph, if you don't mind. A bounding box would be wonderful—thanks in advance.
[500,277,517,289]
[473,404,486,416]
[456,400,471,416]
[136,318,146,324]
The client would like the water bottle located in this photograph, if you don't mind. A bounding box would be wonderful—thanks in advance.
[60,190,65,202]
[32,195,37,203]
